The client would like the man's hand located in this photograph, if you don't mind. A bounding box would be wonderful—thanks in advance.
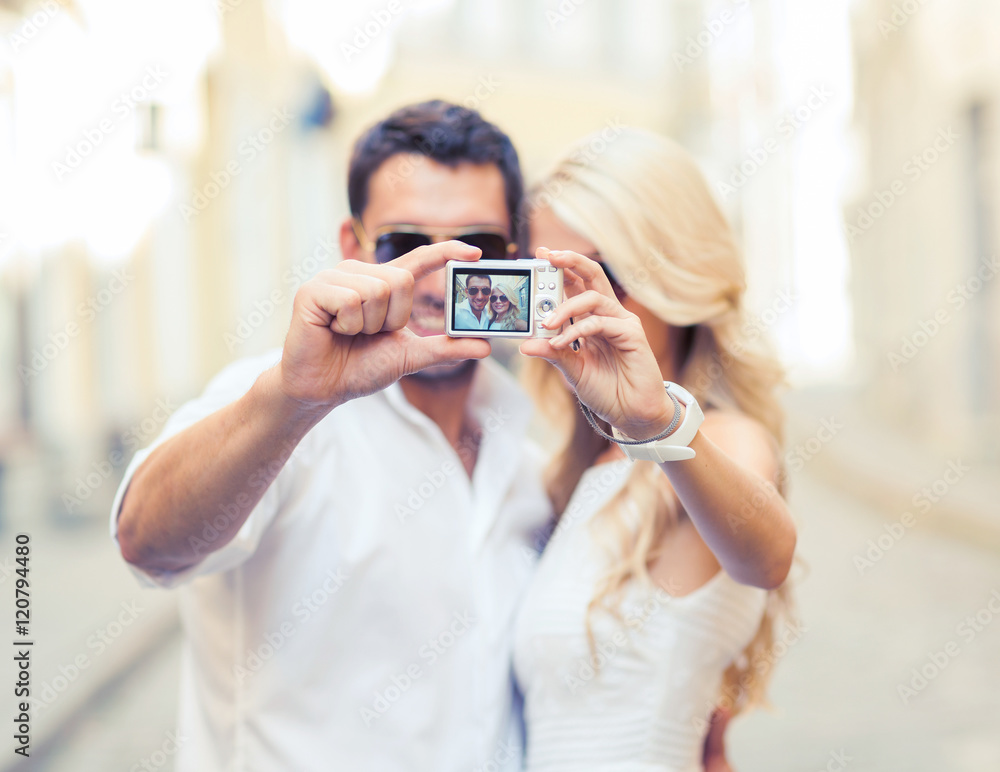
[279,241,491,413]
[117,241,490,573]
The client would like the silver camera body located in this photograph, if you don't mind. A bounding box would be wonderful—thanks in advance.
[445,258,563,339]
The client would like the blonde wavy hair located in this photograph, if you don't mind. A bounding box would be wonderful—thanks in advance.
[521,127,795,716]
[489,279,523,329]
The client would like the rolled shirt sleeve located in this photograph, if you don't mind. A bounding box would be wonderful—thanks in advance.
[110,349,286,589]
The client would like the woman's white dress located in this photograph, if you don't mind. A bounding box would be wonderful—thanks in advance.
[513,459,767,772]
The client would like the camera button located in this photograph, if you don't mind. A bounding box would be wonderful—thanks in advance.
[548,282,556,290]
[536,297,557,318]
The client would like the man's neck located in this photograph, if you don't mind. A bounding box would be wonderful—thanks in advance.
[399,365,479,476]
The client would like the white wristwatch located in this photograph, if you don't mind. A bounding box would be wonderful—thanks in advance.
[612,382,704,462]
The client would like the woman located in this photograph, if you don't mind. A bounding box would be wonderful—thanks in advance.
[489,279,528,331]
[513,128,797,771]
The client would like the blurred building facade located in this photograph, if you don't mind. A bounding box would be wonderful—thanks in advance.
[1,0,853,524]
[849,0,1000,463]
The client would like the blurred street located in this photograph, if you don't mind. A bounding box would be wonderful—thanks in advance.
[4,401,997,772]
[730,472,1000,771]
[2,0,999,768]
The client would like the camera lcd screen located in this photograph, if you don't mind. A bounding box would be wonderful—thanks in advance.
[450,268,531,334]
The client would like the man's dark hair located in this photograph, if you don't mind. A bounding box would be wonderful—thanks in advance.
[347,100,524,249]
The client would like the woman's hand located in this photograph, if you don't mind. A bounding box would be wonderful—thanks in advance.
[519,247,676,440]
[523,248,796,589]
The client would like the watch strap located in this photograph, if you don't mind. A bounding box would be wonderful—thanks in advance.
[612,382,704,462]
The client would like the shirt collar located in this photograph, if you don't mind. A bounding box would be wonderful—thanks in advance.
[382,357,532,444]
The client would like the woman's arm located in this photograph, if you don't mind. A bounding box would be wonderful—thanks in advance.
[659,409,794,589]
[520,247,795,590]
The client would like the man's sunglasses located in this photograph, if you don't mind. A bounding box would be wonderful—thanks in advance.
[353,220,518,264]
[466,286,491,296]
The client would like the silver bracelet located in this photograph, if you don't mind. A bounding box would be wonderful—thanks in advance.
[578,385,682,446]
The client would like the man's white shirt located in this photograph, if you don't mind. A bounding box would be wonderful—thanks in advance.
[110,351,551,772]
[454,299,491,330]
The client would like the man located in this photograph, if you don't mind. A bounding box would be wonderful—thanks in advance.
[454,272,493,330]
[114,100,547,771]
[112,100,733,771]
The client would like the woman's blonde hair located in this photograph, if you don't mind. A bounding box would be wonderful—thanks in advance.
[521,127,794,716]
[489,279,522,326]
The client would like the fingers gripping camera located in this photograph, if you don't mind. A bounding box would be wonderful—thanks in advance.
[445,259,563,339]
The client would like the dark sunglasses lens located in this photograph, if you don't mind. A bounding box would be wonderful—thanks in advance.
[458,233,511,261]
[375,233,431,263]
[492,295,507,303]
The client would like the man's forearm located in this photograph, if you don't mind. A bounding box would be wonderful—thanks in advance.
[116,366,327,573]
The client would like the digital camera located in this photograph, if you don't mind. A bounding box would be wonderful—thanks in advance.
[444,258,563,339]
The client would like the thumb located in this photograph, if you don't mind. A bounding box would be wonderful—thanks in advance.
[401,334,492,376]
